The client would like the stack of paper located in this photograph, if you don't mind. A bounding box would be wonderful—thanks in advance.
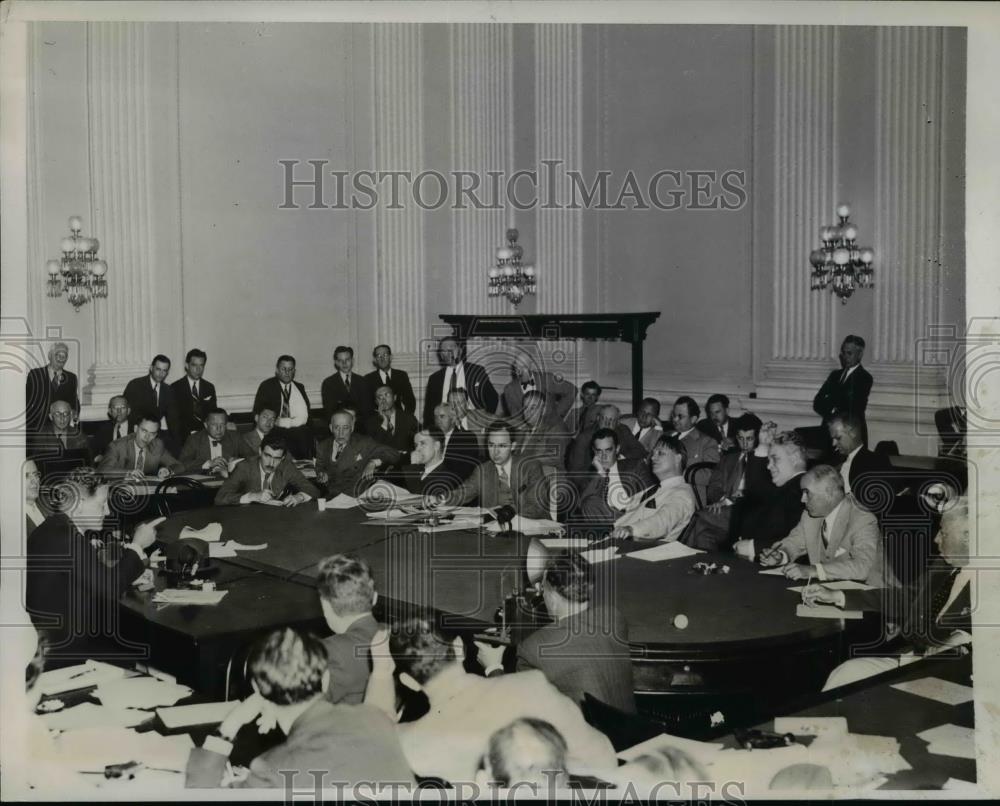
[625,541,704,562]
[485,516,564,536]
[795,604,864,620]
[618,732,725,767]
[53,727,193,772]
[95,676,192,710]
[358,483,422,506]
[40,702,153,731]
[787,580,876,592]
[809,731,911,786]
[320,492,358,510]
[179,522,223,542]
[917,723,976,760]
[758,568,786,577]
[579,545,619,565]
[152,589,228,606]
[156,701,235,729]
[538,537,591,549]
[365,508,410,520]
[38,660,128,696]
[890,677,974,706]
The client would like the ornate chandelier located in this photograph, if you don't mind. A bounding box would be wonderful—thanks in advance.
[809,204,874,304]
[488,228,536,307]
[46,216,109,312]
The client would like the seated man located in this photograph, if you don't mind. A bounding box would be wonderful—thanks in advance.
[808,496,972,690]
[564,380,602,436]
[238,406,277,459]
[477,552,635,713]
[215,433,320,506]
[619,397,664,455]
[436,402,482,480]
[732,427,807,560]
[760,465,898,587]
[363,385,419,464]
[179,407,243,477]
[695,393,738,453]
[501,352,576,420]
[316,410,398,497]
[515,391,571,473]
[567,405,646,480]
[682,415,763,550]
[24,460,50,538]
[610,435,695,542]
[398,428,461,496]
[97,413,182,480]
[93,396,133,461]
[27,400,92,464]
[478,718,569,791]
[573,428,655,529]
[669,396,720,503]
[443,421,550,520]
[186,627,414,788]
[365,614,616,784]
[317,554,380,706]
[828,412,892,502]
[448,387,495,453]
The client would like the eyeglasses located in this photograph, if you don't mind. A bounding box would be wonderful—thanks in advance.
[25,471,42,479]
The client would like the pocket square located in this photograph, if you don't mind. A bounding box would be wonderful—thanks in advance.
[834,546,847,558]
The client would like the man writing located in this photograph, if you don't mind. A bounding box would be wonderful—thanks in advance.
[179,408,243,477]
[215,433,320,506]
[98,414,182,481]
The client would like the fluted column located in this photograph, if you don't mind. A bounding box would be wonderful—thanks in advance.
[87,23,158,400]
[873,27,943,364]
[372,25,425,350]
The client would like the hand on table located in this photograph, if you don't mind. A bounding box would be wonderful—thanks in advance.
[610,525,634,541]
[282,492,310,507]
[362,459,381,481]
[801,584,845,609]
[156,467,172,480]
[732,539,756,561]
[219,692,266,741]
[782,563,817,581]
[758,546,788,567]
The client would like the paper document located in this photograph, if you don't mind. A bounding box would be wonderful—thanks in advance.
[40,702,152,731]
[485,516,563,535]
[773,716,848,736]
[917,723,976,759]
[787,580,876,592]
[53,727,193,772]
[38,660,127,696]
[942,778,977,792]
[539,537,591,549]
[322,493,358,509]
[758,567,786,576]
[579,546,619,565]
[359,483,421,505]
[152,589,228,606]
[179,522,223,542]
[625,541,704,562]
[157,701,235,729]
[366,508,410,520]
[619,732,724,764]
[95,676,192,710]
[890,676,974,706]
[209,540,268,558]
[795,604,864,620]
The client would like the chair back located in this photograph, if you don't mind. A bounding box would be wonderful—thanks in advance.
[682,461,717,509]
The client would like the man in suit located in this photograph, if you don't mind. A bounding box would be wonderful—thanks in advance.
[215,433,320,506]
[321,346,370,424]
[238,406,277,459]
[448,387,494,453]
[732,427,807,560]
[92,396,133,461]
[573,427,656,529]
[619,397,665,455]
[363,344,416,414]
[185,627,414,789]
[423,335,499,427]
[501,351,576,420]
[24,460,50,538]
[564,380,602,436]
[610,435,696,543]
[25,341,80,434]
[566,405,646,482]
[98,414,183,479]
[179,407,243,477]
[364,385,420,463]
[935,404,967,458]
[811,334,874,444]
[695,393,739,454]
[443,421,550,519]
[123,354,182,453]
[253,355,313,459]
[476,552,635,713]
[762,464,897,588]
[316,554,380,706]
[669,396,720,503]
[682,415,763,550]
[808,496,972,690]
[828,412,893,504]
[27,400,92,465]
[397,428,462,496]
[515,391,571,473]
[435,402,482,480]
[171,348,218,440]
[315,410,398,498]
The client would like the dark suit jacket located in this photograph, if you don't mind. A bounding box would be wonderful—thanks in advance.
[397,462,465,496]
[237,428,266,459]
[27,424,92,464]
[97,435,182,476]
[253,377,311,419]
[695,418,739,452]
[739,471,806,556]
[214,458,321,505]
[363,368,416,414]
[179,430,243,474]
[170,377,218,437]
[185,699,414,788]
[25,366,80,433]
[515,414,571,472]
[25,512,145,654]
[567,424,647,481]
[840,447,894,504]
[25,499,53,538]
[574,459,656,525]
[364,409,420,461]
[315,434,398,497]
[321,372,371,421]
[323,613,379,706]
[501,372,577,419]
[423,361,499,427]
[447,456,549,519]
[935,405,966,457]
[93,420,133,460]
[564,403,600,435]
[442,427,484,480]
[705,451,757,505]
[516,605,635,713]
[813,364,874,421]
[123,375,181,437]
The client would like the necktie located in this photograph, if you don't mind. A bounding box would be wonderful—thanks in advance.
[598,472,611,507]
[384,416,394,436]
[135,446,145,473]
[821,520,829,551]
[345,375,351,393]
[262,470,273,494]
[449,368,458,394]
[192,382,203,424]
[280,384,291,418]
[331,442,342,462]
[736,453,747,492]
[840,369,849,384]
[382,370,390,384]
[52,372,62,389]
[154,383,160,408]
[930,568,960,621]
[496,464,513,507]
[638,484,659,506]
[498,465,509,485]
[58,432,67,449]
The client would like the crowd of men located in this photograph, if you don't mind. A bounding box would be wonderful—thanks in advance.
[19,332,973,792]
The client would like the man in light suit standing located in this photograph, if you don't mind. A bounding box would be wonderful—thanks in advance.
[98,414,182,480]
[423,336,498,428]
[500,351,576,421]
[761,464,897,588]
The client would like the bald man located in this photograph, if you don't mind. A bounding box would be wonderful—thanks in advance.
[27,400,92,465]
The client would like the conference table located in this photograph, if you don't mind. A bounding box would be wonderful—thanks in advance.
[120,500,847,723]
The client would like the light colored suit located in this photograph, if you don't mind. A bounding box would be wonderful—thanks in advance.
[619,416,664,454]
[773,497,898,587]
[613,476,696,541]
[97,435,182,476]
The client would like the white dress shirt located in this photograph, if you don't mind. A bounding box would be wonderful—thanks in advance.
[113,421,130,441]
[150,377,167,430]
[443,363,467,394]
[605,462,629,511]
[25,501,46,529]
[421,456,445,480]
[840,444,863,493]
[279,382,309,427]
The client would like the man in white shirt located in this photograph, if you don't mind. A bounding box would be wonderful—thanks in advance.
[94,396,132,461]
[611,435,696,541]
[422,336,498,427]
[620,397,664,454]
[179,408,244,477]
[252,355,314,459]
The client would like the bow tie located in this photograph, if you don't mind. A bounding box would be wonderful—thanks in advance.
[211,440,221,448]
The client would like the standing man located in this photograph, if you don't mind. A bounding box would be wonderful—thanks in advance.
[515,391,571,474]
[171,348,218,440]
[828,412,892,501]
[363,344,416,415]
[93,396,133,461]
[812,335,874,445]
[321,346,370,423]
[25,342,80,434]
[123,355,181,453]
[500,352,576,421]
[696,393,738,453]
[448,388,494,453]
[179,408,243,477]
[423,336,498,428]
[315,410,398,498]
[27,400,92,464]
[564,381,602,436]
[252,355,313,459]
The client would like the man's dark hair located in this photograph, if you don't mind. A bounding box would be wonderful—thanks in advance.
[486,419,515,439]
[674,395,700,419]
[254,405,278,418]
[440,336,465,360]
[276,354,296,366]
[248,627,327,705]
[706,393,730,410]
[151,354,171,367]
[205,407,228,420]
[53,467,106,511]
[316,554,375,616]
[261,432,288,454]
[389,615,457,685]
[843,334,866,350]
[591,427,619,450]
[653,434,688,470]
[581,380,602,394]
[334,345,354,359]
[640,397,661,416]
[136,412,160,429]
[733,412,763,436]
[543,552,593,603]
[419,427,446,450]
[373,344,392,356]
[185,348,207,364]
[829,411,864,435]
